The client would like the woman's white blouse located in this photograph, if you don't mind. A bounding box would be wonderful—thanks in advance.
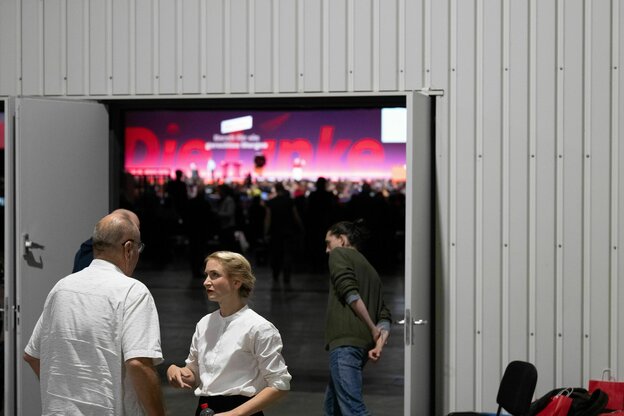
[186,305,292,397]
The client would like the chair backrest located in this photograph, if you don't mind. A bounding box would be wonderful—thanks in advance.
[496,361,538,415]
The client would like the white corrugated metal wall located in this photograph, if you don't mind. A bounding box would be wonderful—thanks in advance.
[1,0,622,414]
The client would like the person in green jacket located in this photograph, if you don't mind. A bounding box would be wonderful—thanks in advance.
[323,220,392,416]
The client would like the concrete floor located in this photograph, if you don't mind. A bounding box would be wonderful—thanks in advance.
[138,251,405,415]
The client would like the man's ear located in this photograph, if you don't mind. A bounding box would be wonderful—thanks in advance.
[339,235,348,247]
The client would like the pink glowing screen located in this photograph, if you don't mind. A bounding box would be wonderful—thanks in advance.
[124,109,406,181]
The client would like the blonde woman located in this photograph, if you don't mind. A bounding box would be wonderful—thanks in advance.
[167,251,291,416]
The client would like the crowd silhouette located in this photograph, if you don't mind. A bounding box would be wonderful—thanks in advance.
[119,172,406,280]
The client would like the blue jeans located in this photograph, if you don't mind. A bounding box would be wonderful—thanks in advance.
[323,346,370,416]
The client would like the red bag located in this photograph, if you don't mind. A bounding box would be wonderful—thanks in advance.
[589,369,624,410]
[538,389,573,416]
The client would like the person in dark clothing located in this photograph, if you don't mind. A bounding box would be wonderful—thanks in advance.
[323,220,391,416]
[186,183,217,278]
[166,169,189,231]
[305,177,337,272]
[247,194,268,265]
[265,182,303,287]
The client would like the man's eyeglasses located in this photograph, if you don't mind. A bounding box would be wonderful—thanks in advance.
[122,239,145,254]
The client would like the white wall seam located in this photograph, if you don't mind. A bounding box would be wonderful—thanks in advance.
[423,0,430,87]
[398,0,405,91]
[129,0,136,95]
[297,0,304,92]
[609,0,619,377]
[372,0,379,92]
[474,0,483,410]
[106,0,112,95]
[175,0,182,94]
[224,0,231,94]
[152,0,159,95]
[200,0,206,94]
[61,0,67,95]
[449,0,458,410]
[248,0,255,94]
[582,0,592,383]
[555,0,565,387]
[501,0,510,368]
[528,0,537,365]
[347,0,354,91]
[322,0,329,92]
[38,0,44,95]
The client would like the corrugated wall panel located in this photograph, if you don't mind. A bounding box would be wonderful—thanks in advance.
[205,0,224,94]
[379,0,398,91]
[507,0,530,369]
[157,0,175,94]
[588,0,614,380]
[562,0,585,388]
[455,0,476,409]
[534,0,557,393]
[0,0,18,95]
[67,0,87,95]
[21,0,42,95]
[253,0,273,93]
[328,0,348,92]
[112,0,130,95]
[303,0,322,92]
[404,0,424,90]
[277,0,297,92]
[135,0,154,95]
[43,0,64,95]
[88,0,107,95]
[229,0,249,93]
[481,0,503,407]
[609,0,620,381]
[181,0,201,94]
[619,0,624,384]
[353,0,373,91]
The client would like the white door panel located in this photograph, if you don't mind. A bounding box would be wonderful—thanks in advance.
[404,92,433,415]
[14,98,109,416]
[3,97,16,416]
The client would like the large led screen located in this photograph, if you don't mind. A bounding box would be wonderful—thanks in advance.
[124,109,406,182]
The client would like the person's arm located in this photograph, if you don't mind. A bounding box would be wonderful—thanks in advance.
[218,386,287,416]
[166,364,197,389]
[125,357,166,416]
[347,296,390,362]
[23,353,40,378]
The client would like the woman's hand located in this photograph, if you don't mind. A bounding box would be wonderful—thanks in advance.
[166,364,195,389]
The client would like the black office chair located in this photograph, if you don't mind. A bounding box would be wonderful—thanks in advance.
[448,360,538,416]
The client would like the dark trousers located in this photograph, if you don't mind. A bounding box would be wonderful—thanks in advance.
[195,395,264,416]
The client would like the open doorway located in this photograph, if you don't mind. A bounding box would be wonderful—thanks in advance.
[107,96,413,414]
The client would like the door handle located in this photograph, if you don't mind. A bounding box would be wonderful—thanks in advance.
[23,233,44,254]
[396,319,429,326]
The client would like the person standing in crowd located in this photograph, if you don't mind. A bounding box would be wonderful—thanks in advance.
[167,251,291,416]
[265,182,303,287]
[23,212,165,415]
[72,208,140,272]
[215,183,239,252]
[306,177,337,272]
[323,220,392,416]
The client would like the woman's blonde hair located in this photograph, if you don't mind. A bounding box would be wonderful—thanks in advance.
[206,251,255,298]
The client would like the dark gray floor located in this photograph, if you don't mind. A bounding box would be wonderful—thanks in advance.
[138,251,405,415]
